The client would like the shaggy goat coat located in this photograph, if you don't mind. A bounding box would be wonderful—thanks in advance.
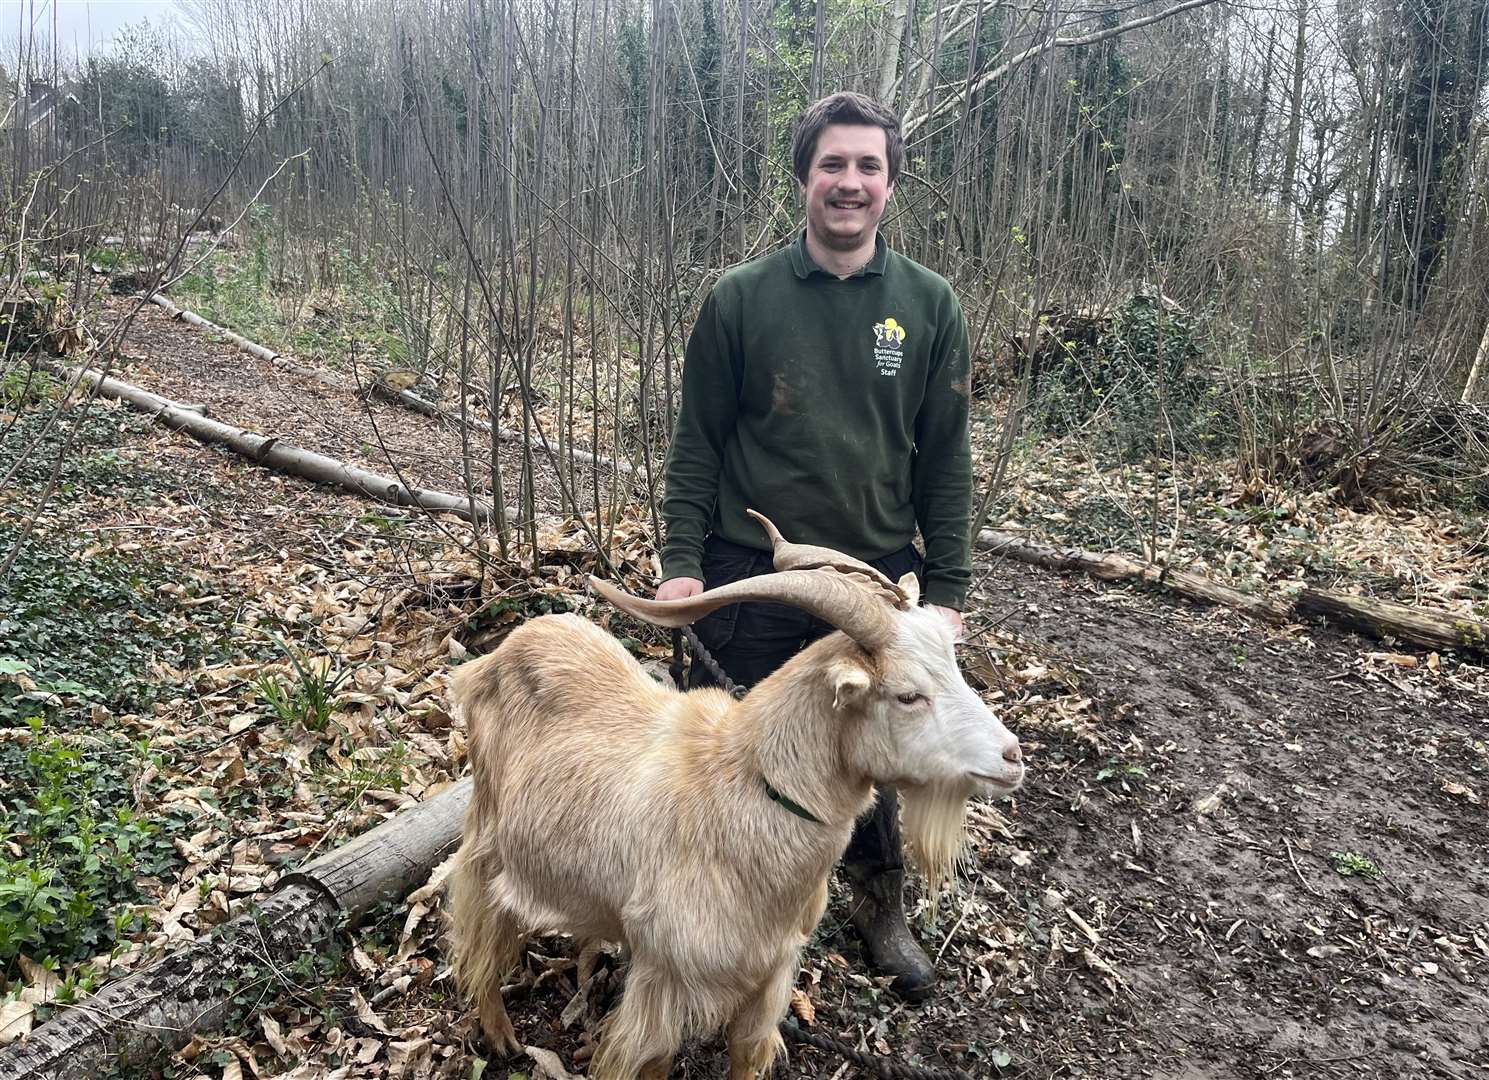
[449,578,1022,1079]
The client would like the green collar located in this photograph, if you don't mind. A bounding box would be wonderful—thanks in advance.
[764,779,824,824]
[788,230,889,280]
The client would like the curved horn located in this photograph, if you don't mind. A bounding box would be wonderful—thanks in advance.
[746,510,909,609]
[590,570,895,653]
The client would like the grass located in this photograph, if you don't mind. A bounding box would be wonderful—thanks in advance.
[253,636,356,732]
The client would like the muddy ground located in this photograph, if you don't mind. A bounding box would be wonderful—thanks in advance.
[955,563,1486,1079]
[20,301,1488,1079]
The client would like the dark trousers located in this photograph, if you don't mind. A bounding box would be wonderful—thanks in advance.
[688,535,922,875]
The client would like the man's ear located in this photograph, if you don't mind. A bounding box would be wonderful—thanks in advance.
[828,659,872,711]
[897,570,920,606]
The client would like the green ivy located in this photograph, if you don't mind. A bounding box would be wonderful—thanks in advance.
[0,727,189,974]
[1033,295,1208,455]
[0,521,233,727]
[0,405,239,975]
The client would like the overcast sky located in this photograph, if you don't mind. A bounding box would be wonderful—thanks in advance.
[1,0,183,60]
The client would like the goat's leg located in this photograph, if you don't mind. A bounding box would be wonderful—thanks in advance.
[449,855,525,1056]
[801,877,829,936]
[725,960,794,1080]
[589,958,684,1080]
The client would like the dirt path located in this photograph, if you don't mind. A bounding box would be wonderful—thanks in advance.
[475,561,1487,1080]
[99,295,638,519]
[952,561,1489,1079]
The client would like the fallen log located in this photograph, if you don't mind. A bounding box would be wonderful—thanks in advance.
[72,366,501,524]
[975,528,1295,624]
[975,528,1489,658]
[0,779,472,1080]
[1296,589,1489,654]
[145,293,276,365]
[144,293,635,476]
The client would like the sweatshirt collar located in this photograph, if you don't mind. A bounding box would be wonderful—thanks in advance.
[790,231,888,280]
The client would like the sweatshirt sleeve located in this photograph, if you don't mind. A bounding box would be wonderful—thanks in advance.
[912,291,974,609]
[661,288,740,583]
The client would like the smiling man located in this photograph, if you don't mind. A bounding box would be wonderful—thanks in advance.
[657,92,974,1000]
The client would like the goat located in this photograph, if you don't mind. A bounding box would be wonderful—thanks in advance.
[448,512,1024,1080]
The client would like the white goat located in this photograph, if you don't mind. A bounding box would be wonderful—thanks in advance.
[448,513,1023,1080]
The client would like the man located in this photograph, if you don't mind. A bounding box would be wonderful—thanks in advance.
[656,92,973,1000]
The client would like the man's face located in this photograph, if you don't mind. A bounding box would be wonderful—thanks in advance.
[800,123,895,254]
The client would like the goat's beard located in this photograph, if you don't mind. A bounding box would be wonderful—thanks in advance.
[898,779,973,904]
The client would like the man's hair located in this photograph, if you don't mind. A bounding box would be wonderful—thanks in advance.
[791,92,904,186]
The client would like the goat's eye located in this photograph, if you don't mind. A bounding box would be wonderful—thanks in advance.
[896,692,925,706]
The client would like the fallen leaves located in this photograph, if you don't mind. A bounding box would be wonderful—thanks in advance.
[1441,779,1481,803]
[1006,453,1489,628]
[0,1000,34,1046]
[789,987,816,1025]
[525,1045,581,1079]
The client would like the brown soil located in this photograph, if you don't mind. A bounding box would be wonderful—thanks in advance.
[793,564,1488,1079]
[1017,563,1485,1076]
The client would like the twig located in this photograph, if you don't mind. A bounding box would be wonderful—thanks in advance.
[1282,835,1322,897]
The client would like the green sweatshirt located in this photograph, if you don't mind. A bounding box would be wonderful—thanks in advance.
[662,232,973,609]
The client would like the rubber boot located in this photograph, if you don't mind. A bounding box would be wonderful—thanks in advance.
[843,785,935,1002]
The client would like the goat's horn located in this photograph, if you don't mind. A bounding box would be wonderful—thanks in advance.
[745,510,909,610]
[590,570,895,653]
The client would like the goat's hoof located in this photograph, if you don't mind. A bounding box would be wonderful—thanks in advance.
[479,1018,523,1058]
[483,1031,523,1058]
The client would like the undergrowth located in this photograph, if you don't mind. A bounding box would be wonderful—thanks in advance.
[167,228,411,377]
[0,730,190,976]
[0,405,234,980]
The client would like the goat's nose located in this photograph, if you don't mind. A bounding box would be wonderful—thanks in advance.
[1003,741,1023,765]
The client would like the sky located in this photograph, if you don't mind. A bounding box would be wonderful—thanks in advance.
[0,0,183,60]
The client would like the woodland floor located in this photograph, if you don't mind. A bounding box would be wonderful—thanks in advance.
[0,294,1485,1080]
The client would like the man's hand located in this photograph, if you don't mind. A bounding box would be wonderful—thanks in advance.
[928,604,964,640]
[656,577,705,602]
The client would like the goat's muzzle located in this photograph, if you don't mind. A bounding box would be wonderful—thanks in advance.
[970,742,1025,797]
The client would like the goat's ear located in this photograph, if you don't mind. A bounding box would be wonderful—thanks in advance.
[897,571,920,607]
[828,660,872,711]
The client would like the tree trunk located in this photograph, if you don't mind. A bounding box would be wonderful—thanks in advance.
[975,529,1295,623]
[1295,590,1489,655]
[145,293,278,364]
[145,293,634,475]
[1248,20,1277,194]
[0,781,472,1080]
[875,0,912,105]
[1462,317,1489,403]
[1280,0,1308,215]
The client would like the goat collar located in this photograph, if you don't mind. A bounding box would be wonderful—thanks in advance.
[763,778,824,824]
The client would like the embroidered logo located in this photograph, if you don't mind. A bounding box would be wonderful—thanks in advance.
[873,316,906,376]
